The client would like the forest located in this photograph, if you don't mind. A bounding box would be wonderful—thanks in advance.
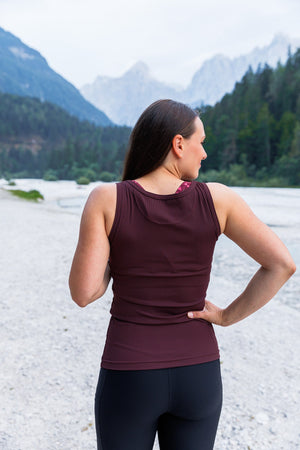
[198,48,300,186]
[0,48,299,186]
[0,94,131,182]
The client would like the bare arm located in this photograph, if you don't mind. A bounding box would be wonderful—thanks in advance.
[69,184,112,307]
[187,183,296,326]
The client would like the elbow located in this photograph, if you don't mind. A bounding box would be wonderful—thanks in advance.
[69,273,91,307]
[69,283,104,308]
[287,261,297,277]
[265,255,296,281]
[278,258,297,279]
[69,281,91,308]
[69,290,89,308]
[72,296,89,308]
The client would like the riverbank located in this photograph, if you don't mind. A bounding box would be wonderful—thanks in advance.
[0,180,299,449]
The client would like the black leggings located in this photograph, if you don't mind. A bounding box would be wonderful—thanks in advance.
[95,359,222,450]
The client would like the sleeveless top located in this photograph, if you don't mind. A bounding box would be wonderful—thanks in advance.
[101,179,221,370]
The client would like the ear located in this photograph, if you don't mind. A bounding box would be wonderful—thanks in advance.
[171,134,184,158]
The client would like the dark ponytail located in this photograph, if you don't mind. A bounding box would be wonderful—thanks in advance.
[121,99,198,181]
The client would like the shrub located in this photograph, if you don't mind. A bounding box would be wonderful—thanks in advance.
[98,171,116,182]
[71,167,97,182]
[199,164,251,186]
[43,170,58,181]
[76,176,90,185]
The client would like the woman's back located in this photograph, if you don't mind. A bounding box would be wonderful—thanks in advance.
[101,179,220,370]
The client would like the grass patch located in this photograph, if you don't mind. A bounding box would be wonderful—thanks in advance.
[8,189,44,202]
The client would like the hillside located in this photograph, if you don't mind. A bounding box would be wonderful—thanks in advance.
[0,92,130,181]
[0,27,112,126]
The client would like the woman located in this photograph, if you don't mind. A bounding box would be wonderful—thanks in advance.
[69,99,296,450]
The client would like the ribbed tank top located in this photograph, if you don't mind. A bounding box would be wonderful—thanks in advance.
[101,179,221,370]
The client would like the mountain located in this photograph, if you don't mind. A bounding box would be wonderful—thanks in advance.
[81,33,300,126]
[81,61,182,126]
[0,27,112,126]
[186,33,300,106]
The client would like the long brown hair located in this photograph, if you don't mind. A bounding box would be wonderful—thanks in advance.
[121,99,198,181]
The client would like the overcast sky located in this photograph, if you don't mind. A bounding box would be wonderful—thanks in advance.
[1,0,299,89]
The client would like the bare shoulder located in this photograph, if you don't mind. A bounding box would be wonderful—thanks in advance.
[206,182,239,201]
[206,182,250,210]
[89,182,117,199]
[85,182,117,211]
[205,182,245,233]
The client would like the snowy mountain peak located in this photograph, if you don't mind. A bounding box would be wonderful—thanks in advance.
[80,33,300,125]
[271,32,291,45]
[124,61,151,78]
[210,53,229,62]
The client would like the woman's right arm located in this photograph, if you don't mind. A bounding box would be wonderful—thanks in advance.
[187,183,296,326]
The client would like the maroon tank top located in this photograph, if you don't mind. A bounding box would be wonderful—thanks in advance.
[101,179,221,370]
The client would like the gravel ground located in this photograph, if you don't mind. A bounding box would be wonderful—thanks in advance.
[0,181,299,450]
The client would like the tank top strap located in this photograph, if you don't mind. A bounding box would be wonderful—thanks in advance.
[195,182,221,238]
[108,181,127,244]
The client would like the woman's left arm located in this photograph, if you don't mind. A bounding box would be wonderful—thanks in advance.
[69,185,112,307]
[187,183,296,325]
